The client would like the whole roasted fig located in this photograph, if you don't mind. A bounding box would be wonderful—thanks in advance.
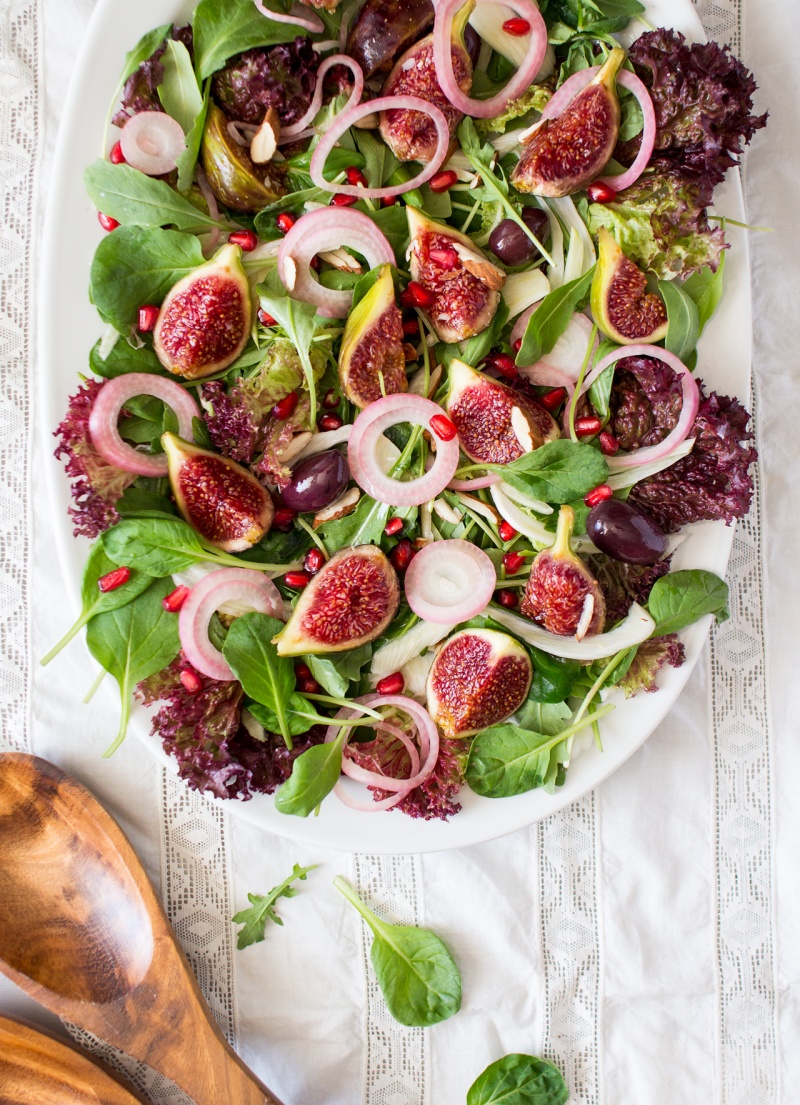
[153,243,251,380]
[512,48,625,198]
[426,628,532,738]
[407,207,505,343]
[446,358,559,465]
[521,505,606,638]
[162,433,274,553]
[590,227,668,345]
[347,0,434,79]
[274,545,400,656]
[201,104,286,213]
[379,2,473,164]
[339,265,407,409]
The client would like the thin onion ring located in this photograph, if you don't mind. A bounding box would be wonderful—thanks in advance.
[404,539,496,624]
[281,54,364,138]
[447,473,501,491]
[251,0,324,34]
[119,111,186,176]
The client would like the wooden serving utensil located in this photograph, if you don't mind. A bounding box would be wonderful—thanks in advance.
[0,1014,147,1104]
[0,753,284,1105]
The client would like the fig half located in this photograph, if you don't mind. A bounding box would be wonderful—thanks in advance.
[511,47,625,198]
[521,505,606,638]
[346,0,434,79]
[445,358,559,465]
[590,227,668,345]
[274,545,400,656]
[162,433,274,553]
[201,104,287,214]
[153,242,252,380]
[407,207,505,343]
[338,264,407,409]
[426,628,532,738]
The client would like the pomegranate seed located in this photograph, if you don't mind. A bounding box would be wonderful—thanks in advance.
[512,338,522,353]
[384,516,404,537]
[180,669,203,695]
[539,387,567,412]
[228,229,258,252]
[109,141,125,164]
[273,507,296,530]
[276,212,297,234]
[137,304,159,333]
[304,547,325,574]
[503,551,526,575]
[599,431,620,456]
[503,17,531,35]
[345,166,368,187]
[97,566,130,593]
[401,281,436,309]
[162,585,190,613]
[272,391,299,420]
[402,317,420,337]
[499,521,517,542]
[497,589,520,608]
[98,212,119,232]
[587,181,618,204]
[403,343,418,362]
[310,255,321,272]
[584,483,614,508]
[376,672,405,696]
[381,195,397,207]
[298,676,322,695]
[429,413,457,441]
[429,247,459,270]
[258,309,277,326]
[319,413,343,431]
[486,351,517,379]
[575,416,602,438]
[284,571,311,589]
[294,662,312,680]
[390,539,414,572]
[332,193,359,207]
[429,169,458,193]
[322,388,340,409]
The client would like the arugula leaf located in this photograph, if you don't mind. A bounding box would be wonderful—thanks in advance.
[515,267,596,366]
[501,440,609,504]
[193,0,298,80]
[682,253,726,335]
[587,339,618,422]
[353,128,400,189]
[86,577,181,756]
[89,336,168,379]
[158,38,203,132]
[275,729,348,816]
[316,494,392,551]
[222,613,295,746]
[647,570,729,636]
[467,1053,569,1105]
[658,278,700,362]
[232,863,318,949]
[176,80,211,193]
[334,877,462,1028]
[257,271,321,424]
[119,24,171,85]
[84,161,227,232]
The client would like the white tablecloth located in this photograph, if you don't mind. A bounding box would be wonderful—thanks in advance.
[1,0,798,1101]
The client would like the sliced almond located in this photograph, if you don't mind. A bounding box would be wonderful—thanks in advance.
[433,498,463,526]
[511,406,535,453]
[353,113,379,130]
[250,107,280,164]
[282,255,297,291]
[279,431,313,464]
[312,487,360,528]
[575,594,595,642]
[453,492,500,524]
[407,362,443,399]
[318,248,362,274]
[463,257,506,291]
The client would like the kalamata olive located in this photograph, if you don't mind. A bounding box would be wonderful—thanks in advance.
[586,499,668,565]
[489,208,551,267]
[282,450,349,513]
[463,24,481,70]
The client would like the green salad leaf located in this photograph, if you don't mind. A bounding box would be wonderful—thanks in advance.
[233,863,318,949]
[647,570,730,636]
[467,1054,569,1105]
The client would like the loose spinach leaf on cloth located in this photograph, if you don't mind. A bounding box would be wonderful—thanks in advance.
[515,266,596,366]
[647,569,729,635]
[274,729,348,816]
[501,440,609,504]
[193,0,299,81]
[232,863,318,949]
[222,613,295,746]
[86,577,181,757]
[334,876,462,1027]
[85,161,228,233]
[467,1053,569,1105]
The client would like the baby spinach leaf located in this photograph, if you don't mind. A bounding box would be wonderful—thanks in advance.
[193,0,298,81]
[334,877,462,1027]
[89,336,168,379]
[275,729,348,816]
[233,863,318,949]
[222,613,294,745]
[682,253,726,335]
[658,278,700,362]
[527,646,582,703]
[515,267,596,366]
[515,698,573,735]
[102,517,207,576]
[647,570,729,636]
[501,440,608,504]
[467,1053,569,1105]
[307,645,373,698]
[248,693,329,738]
[86,577,181,757]
[85,161,227,232]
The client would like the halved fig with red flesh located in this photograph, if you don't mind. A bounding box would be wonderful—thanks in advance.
[274,545,400,656]
[511,47,624,198]
[407,207,505,343]
[339,264,407,409]
[426,628,532,738]
[162,433,274,553]
[154,243,252,380]
[521,505,606,637]
[445,358,559,465]
[347,0,435,80]
[590,227,668,345]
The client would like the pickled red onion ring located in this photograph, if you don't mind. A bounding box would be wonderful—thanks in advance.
[88,373,200,477]
[309,95,450,198]
[281,54,364,139]
[447,473,501,491]
[178,568,284,681]
[347,394,460,506]
[119,111,186,176]
[251,0,324,34]
[433,0,547,119]
[404,539,496,624]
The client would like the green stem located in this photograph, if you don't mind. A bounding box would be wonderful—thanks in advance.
[103,690,130,758]
[548,702,615,748]
[573,648,629,728]
[83,666,106,704]
[301,692,383,719]
[41,610,90,666]
[198,544,303,573]
[296,517,329,558]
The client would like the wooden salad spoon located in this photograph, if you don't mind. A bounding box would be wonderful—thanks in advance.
[0,753,284,1105]
[0,1014,147,1104]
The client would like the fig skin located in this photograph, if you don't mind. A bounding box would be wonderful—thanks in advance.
[521,505,606,637]
[339,264,407,409]
[274,545,400,657]
[426,628,532,738]
[346,0,434,80]
[590,227,669,345]
[445,358,559,465]
[153,243,252,380]
[201,103,287,213]
[512,47,625,198]
[407,207,506,344]
[162,433,274,553]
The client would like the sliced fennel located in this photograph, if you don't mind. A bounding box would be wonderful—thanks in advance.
[490,603,656,661]
[371,619,457,680]
[501,269,550,317]
[606,438,696,489]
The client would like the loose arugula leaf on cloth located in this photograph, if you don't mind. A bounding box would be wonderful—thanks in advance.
[85,161,228,233]
[334,877,462,1027]
[658,278,700,362]
[86,577,181,757]
[222,613,296,747]
[515,267,595,365]
[467,1053,569,1105]
[647,569,729,635]
[193,0,299,81]
[232,863,318,949]
[501,440,609,504]
[257,271,322,424]
[275,729,348,816]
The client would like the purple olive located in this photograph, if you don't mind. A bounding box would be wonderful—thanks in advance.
[282,450,350,513]
[586,499,668,565]
[489,208,551,267]
[463,24,481,70]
